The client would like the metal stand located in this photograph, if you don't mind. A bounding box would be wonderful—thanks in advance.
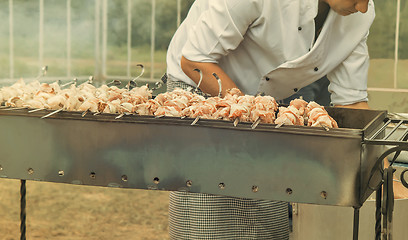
[369,144,408,240]
[353,207,360,240]
[20,180,26,240]
[375,188,382,240]
[382,167,394,240]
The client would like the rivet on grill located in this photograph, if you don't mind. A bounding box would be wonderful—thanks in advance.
[218,183,225,190]
[153,177,160,184]
[121,175,128,182]
[186,180,193,187]
[252,185,259,193]
[58,170,65,176]
[90,172,96,179]
[321,191,328,199]
[27,168,34,175]
[286,188,293,195]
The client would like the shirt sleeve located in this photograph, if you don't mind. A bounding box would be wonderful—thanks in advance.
[182,0,262,63]
[327,31,370,105]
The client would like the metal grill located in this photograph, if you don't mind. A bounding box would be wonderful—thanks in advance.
[0,106,407,240]
[365,117,408,147]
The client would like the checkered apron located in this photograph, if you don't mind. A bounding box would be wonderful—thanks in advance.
[166,77,290,240]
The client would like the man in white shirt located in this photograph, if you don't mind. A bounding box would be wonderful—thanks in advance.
[166,0,373,239]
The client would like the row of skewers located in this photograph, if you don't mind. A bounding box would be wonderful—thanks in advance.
[0,79,338,130]
[0,65,338,129]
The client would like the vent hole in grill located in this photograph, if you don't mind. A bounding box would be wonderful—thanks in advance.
[121,175,128,182]
[58,170,65,176]
[89,172,96,179]
[218,183,225,189]
[321,191,328,199]
[153,177,160,184]
[27,168,34,175]
[252,185,259,193]
[286,188,293,195]
[186,180,193,187]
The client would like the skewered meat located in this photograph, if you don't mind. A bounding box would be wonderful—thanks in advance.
[250,96,278,124]
[275,106,305,126]
[0,79,339,129]
[290,99,308,116]
[305,102,338,128]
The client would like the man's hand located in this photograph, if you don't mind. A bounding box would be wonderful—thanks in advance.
[335,101,369,109]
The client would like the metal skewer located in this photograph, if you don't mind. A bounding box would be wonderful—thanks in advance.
[132,64,145,82]
[107,80,122,87]
[191,116,200,125]
[251,118,262,129]
[41,109,63,119]
[126,80,137,91]
[233,118,239,127]
[81,110,88,117]
[35,66,48,80]
[28,108,45,113]
[275,122,285,128]
[88,76,94,84]
[115,113,125,119]
[125,64,145,90]
[212,73,222,97]
[320,123,330,131]
[61,78,78,88]
[193,69,203,94]
[149,81,163,91]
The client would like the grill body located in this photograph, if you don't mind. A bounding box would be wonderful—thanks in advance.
[0,107,387,208]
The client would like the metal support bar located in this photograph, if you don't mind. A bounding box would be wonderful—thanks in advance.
[20,180,26,240]
[375,188,382,240]
[382,167,394,240]
[353,207,360,240]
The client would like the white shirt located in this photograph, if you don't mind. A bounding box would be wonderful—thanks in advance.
[166,0,375,105]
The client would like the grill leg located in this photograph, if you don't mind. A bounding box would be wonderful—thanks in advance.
[353,207,360,240]
[375,188,382,240]
[20,180,26,240]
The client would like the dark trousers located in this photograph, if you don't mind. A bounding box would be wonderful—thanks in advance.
[281,76,330,106]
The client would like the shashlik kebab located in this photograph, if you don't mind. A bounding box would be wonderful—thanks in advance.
[0,79,338,128]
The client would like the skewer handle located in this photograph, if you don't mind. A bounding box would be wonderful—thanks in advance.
[41,108,63,119]
[275,122,285,128]
[193,69,203,93]
[212,73,222,97]
[191,116,200,125]
[251,118,261,129]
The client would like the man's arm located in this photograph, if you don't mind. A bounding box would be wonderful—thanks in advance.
[181,56,241,97]
[334,101,369,109]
